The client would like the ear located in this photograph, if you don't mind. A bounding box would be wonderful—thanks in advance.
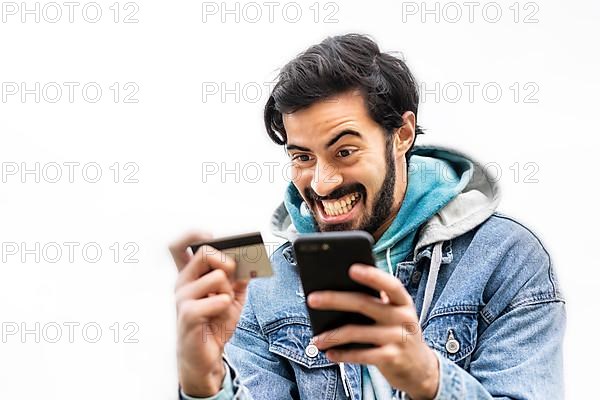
[392,111,416,156]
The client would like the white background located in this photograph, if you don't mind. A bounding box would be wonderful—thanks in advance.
[0,0,598,398]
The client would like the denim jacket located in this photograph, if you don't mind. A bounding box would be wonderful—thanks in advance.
[181,146,566,399]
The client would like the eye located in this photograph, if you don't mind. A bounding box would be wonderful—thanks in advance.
[291,153,313,163]
[337,148,356,158]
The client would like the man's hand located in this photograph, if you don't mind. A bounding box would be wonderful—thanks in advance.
[170,232,250,397]
[308,264,439,400]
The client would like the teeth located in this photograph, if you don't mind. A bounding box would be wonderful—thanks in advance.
[322,192,361,217]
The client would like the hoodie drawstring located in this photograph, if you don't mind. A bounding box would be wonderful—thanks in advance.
[419,241,443,326]
[385,247,393,276]
[339,362,351,397]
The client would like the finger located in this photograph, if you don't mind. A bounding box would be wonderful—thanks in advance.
[176,269,234,303]
[178,294,234,326]
[380,290,390,304]
[349,264,413,306]
[176,245,236,289]
[314,324,418,350]
[231,279,250,304]
[307,291,389,322]
[169,231,213,271]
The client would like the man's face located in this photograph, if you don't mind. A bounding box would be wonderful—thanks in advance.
[283,91,414,238]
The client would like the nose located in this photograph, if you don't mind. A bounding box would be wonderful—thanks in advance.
[310,160,343,198]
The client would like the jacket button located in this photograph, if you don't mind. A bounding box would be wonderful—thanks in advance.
[305,338,319,358]
[445,330,460,354]
[411,270,422,285]
[305,343,319,358]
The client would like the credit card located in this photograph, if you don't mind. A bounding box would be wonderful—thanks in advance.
[189,232,274,280]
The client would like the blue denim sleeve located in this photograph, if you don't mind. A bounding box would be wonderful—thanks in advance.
[179,353,260,400]
[179,359,234,400]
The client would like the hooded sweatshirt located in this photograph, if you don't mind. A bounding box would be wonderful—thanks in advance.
[271,144,501,399]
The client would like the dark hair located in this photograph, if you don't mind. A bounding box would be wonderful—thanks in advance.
[264,33,424,159]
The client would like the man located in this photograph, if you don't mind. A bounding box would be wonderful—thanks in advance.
[171,34,565,399]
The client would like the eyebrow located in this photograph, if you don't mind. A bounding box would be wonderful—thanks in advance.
[286,130,362,153]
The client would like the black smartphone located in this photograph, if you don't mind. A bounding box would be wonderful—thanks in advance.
[292,230,380,350]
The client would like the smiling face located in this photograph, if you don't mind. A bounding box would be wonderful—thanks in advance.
[283,90,415,240]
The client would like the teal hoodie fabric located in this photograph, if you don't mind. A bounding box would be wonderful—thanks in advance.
[282,150,472,399]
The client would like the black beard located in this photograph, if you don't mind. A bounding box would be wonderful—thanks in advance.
[304,137,397,235]
[359,139,396,235]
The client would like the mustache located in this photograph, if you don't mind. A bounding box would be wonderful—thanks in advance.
[304,183,365,203]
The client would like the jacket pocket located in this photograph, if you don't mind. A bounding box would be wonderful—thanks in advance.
[422,308,479,369]
[264,317,336,368]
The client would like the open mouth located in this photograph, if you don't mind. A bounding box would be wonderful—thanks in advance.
[320,192,362,217]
